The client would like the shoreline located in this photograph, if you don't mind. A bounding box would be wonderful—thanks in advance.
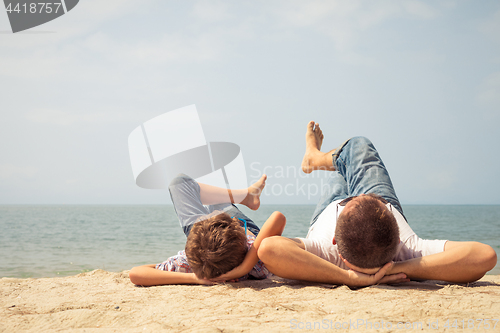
[1,271,499,332]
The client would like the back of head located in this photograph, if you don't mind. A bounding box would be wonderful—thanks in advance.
[185,212,247,279]
[335,194,399,268]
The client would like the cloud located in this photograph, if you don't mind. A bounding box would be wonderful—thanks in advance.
[76,0,152,21]
[479,9,500,43]
[0,0,446,82]
[0,8,234,80]
[82,31,225,65]
[477,71,500,119]
[272,0,440,58]
[0,29,225,105]
[402,0,438,20]
[406,50,446,66]
[24,108,136,126]
[0,0,153,48]
[191,0,231,22]
[429,171,455,189]
[0,163,38,180]
[278,1,346,27]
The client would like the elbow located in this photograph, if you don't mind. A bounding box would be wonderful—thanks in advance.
[469,243,497,281]
[480,244,497,273]
[129,266,144,285]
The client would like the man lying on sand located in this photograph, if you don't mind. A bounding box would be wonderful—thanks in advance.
[129,173,284,286]
[256,121,497,287]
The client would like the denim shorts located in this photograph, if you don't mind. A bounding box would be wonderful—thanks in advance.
[309,136,405,226]
[168,174,260,236]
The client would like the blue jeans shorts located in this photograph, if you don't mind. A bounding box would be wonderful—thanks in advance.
[168,174,260,237]
[310,136,405,226]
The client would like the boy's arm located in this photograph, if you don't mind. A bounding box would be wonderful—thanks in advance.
[129,264,213,286]
[210,211,286,282]
[386,241,497,283]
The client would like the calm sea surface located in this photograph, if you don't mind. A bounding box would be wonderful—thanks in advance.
[0,205,499,278]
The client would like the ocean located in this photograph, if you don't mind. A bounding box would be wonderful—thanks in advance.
[1,204,499,278]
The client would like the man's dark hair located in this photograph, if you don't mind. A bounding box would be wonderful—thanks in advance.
[185,212,247,279]
[335,194,399,268]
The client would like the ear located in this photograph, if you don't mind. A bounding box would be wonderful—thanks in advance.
[332,236,336,245]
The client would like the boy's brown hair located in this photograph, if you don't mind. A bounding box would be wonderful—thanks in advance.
[185,212,247,279]
[335,194,399,269]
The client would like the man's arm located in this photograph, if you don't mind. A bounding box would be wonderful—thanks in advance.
[129,264,213,286]
[387,241,497,283]
[257,236,407,287]
[211,211,286,282]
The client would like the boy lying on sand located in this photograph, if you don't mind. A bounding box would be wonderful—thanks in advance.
[129,174,285,286]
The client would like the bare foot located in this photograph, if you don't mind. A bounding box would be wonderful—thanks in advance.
[301,121,334,173]
[309,121,324,150]
[242,174,267,210]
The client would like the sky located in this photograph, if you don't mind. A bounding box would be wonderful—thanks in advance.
[0,0,499,205]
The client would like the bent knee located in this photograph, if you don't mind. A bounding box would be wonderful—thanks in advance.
[168,173,192,187]
[272,211,286,222]
[349,136,373,148]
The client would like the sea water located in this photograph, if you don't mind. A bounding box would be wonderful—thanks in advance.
[0,205,499,278]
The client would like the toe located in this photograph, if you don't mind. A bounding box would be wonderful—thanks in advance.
[316,123,322,134]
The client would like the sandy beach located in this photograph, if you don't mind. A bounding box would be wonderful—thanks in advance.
[1,271,499,332]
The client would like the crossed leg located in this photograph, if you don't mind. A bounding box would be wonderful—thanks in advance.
[169,173,267,237]
[257,121,409,286]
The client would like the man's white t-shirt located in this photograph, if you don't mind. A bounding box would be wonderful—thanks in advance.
[299,199,448,270]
